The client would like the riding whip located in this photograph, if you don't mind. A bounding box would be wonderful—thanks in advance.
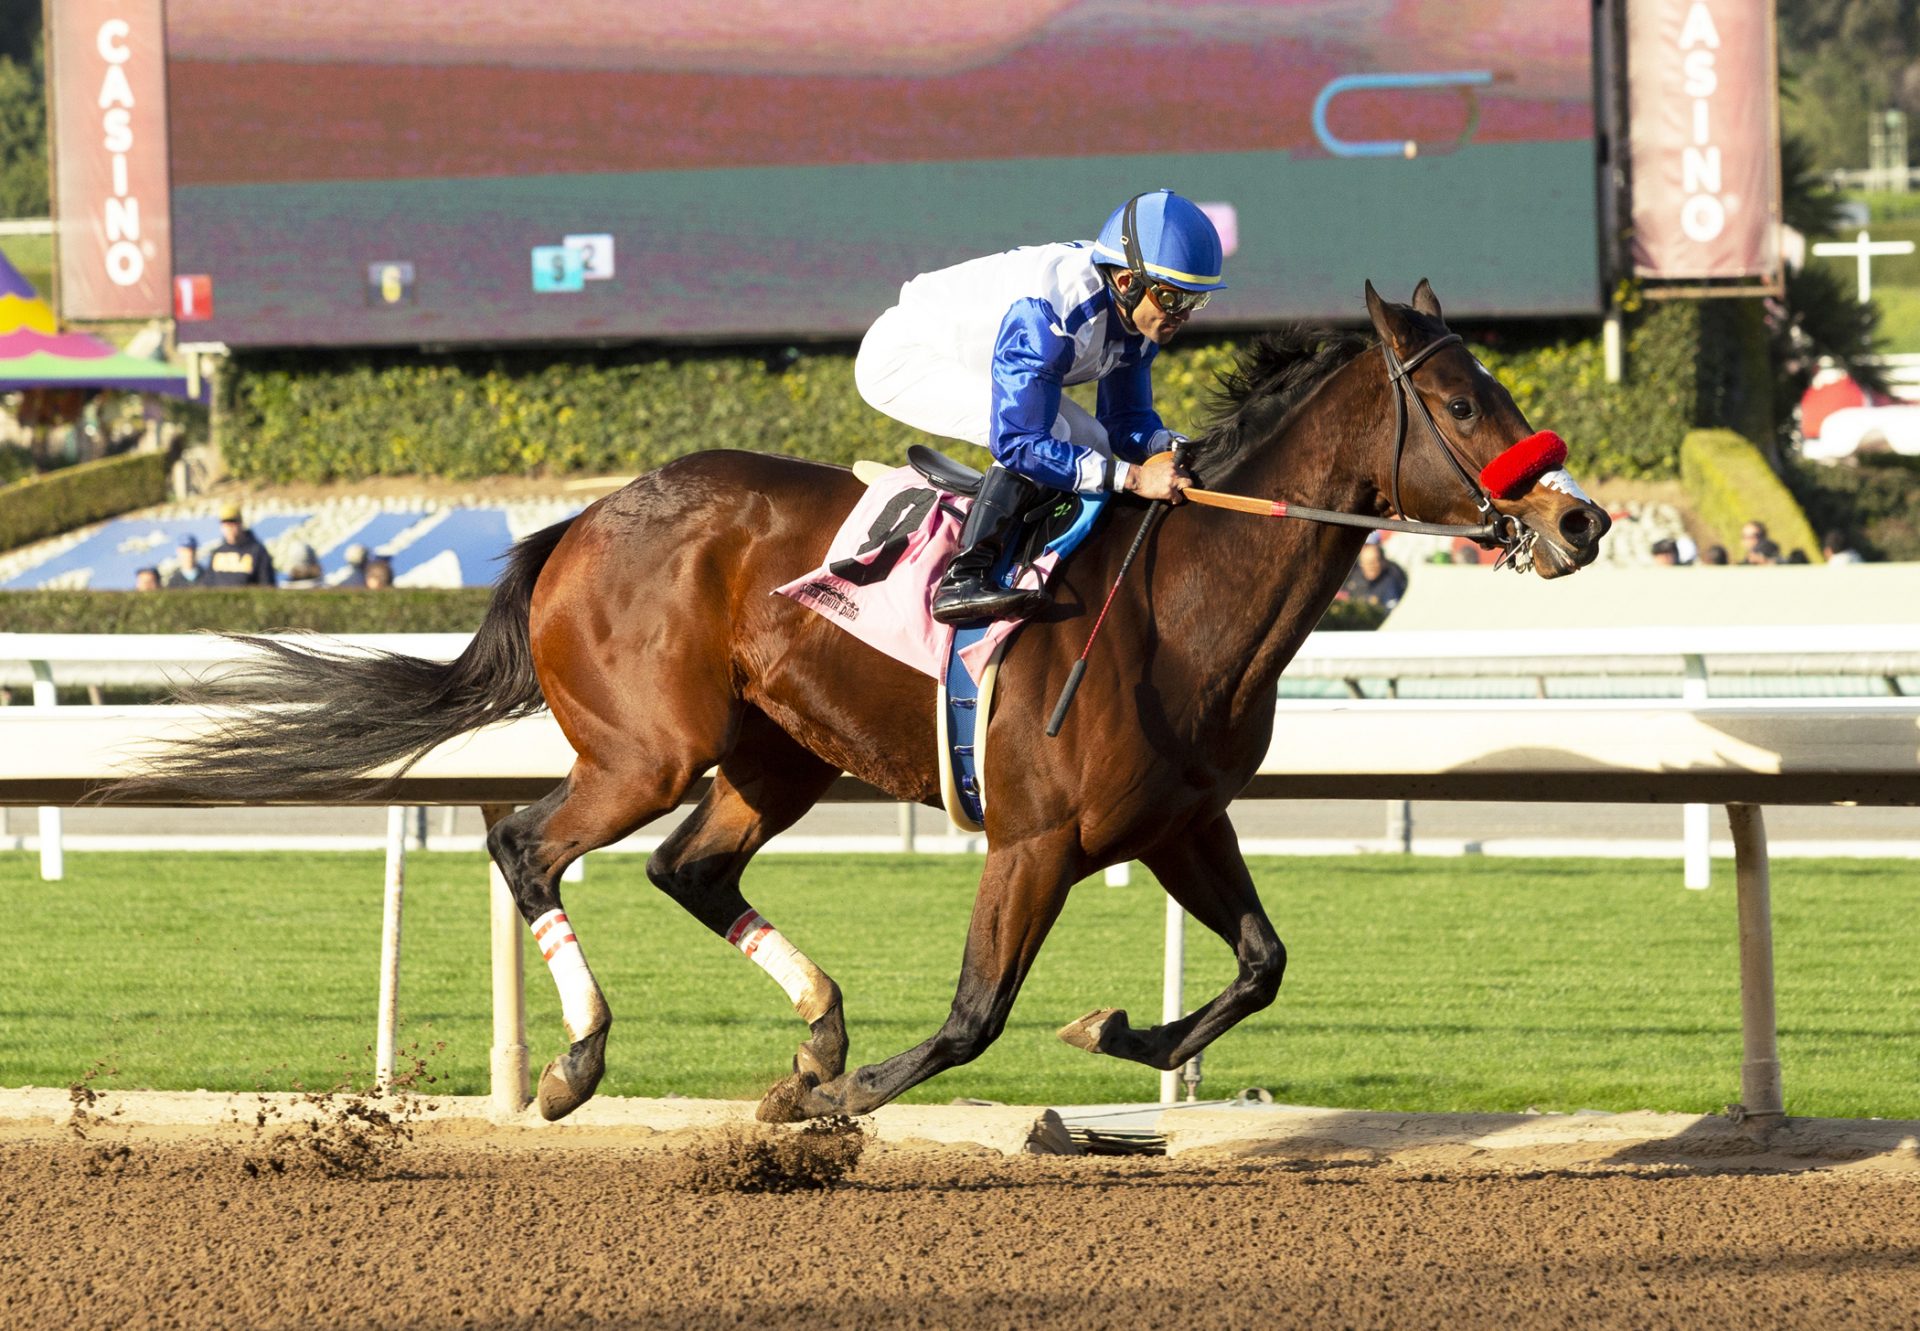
[1046,447,1182,738]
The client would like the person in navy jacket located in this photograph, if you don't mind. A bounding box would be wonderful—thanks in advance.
[856,189,1227,623]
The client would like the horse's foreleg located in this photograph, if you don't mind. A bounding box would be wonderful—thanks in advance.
[647,715,847,1094]
[490,755,704,1121]
[765,834,1078,1121]
[1057,812,1286,1071]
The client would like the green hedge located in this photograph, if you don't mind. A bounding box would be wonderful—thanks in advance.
[0,588,493,634]
[1679,429,1822,560]
[221,303,1706,485]
[1473,299,1704,480]
[1784,454,1920,562]
[0,584,1382,634]
[0,449,171,553]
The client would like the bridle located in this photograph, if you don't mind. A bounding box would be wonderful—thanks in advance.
[1185,332,1536,568]
[1051,332,1539,735]
[1381,333,1531,564]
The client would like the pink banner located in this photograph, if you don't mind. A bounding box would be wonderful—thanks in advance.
[47,0,174,320]
[1627,0,1778,282]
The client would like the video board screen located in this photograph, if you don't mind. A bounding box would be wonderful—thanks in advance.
[162,0,1602,348]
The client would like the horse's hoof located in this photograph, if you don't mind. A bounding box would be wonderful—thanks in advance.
[1057,1007,1129,1054]
[755,1071,818,1124]
[535,1027,608,1122]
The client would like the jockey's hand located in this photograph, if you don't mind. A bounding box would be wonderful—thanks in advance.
[1125,451,1192,505]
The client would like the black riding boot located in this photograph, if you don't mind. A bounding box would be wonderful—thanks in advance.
[932,466,1050,624]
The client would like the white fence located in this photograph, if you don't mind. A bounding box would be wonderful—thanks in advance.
[5,631,1920,1118]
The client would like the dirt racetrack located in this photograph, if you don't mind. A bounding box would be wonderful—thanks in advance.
[5,1112,1920,1331]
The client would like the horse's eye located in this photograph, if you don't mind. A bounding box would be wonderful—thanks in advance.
[1447,397,1475,420]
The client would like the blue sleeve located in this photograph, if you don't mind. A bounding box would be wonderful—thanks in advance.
[989,298,1105,491]
[1095,343,1168,463]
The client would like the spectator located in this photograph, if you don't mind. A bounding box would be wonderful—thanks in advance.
[1341,538,1408,610]
[205,501,277,587]
[1700,544,1729,565]
[1823,529,1864,565]
[1785,548,1810,565]
[336,543,371,588]
[133,566,162,592]
[163,534,207,589]
[281,542,324,589]
[1739,520,1769,561]
[1745,538,1781,566]
[1651,538,1681,566]
[362,557,395,590]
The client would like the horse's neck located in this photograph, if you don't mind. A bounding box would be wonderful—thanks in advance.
[1159,358,1384,726]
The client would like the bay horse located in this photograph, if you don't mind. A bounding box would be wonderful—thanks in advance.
[130,282,1610,1122]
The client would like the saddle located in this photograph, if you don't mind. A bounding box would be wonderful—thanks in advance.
[906,446,1111,833]
[906,444,1101,572]
[779,452,1112,835]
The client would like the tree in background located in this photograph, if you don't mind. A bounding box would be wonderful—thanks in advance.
[0,0,46,219]
[1779,0,1920,172]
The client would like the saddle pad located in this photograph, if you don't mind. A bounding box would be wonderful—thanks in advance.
[773,466,1052,684]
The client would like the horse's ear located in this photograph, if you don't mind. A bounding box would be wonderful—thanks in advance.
[1411,279,1443,320]
[1364,280,1399,345]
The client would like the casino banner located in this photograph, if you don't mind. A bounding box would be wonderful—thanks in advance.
[46,0,175,321]
[1626,0,1780,283]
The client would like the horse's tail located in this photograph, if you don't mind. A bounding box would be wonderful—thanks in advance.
[113,516,577,803]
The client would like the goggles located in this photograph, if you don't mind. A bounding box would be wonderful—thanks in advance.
[1146,282,1212,316]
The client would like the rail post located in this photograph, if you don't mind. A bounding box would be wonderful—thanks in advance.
[374,806,407,1088]
[482,802,529,1117]
[1682,654,1711,889]
[30,661,61,882]
[1160,897,1185,1103]
[1729,803,1784,1125]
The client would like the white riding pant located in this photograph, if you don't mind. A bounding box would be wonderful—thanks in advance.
[854,305,1113,461]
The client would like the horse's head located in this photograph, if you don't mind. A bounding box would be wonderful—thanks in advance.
[1363,280,1611,578]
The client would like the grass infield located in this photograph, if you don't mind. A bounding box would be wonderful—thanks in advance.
[2,851,1915,1119]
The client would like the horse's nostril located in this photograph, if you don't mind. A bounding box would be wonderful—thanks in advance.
[1559,507,1601,549]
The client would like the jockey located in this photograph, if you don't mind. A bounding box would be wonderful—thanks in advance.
[855,189,1225,623]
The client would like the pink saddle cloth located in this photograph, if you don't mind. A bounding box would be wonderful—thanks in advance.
[773,466,1057,683]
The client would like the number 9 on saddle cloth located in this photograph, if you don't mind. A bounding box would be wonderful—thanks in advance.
[773,446,1110,831]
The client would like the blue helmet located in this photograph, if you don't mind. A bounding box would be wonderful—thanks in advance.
[1092,190,1227,293]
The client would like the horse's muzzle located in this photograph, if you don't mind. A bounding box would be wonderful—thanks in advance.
[1526,500,1609,577]
[1557,502,1611,555]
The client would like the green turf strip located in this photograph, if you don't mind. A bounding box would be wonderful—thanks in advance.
[2,852,1914,1119]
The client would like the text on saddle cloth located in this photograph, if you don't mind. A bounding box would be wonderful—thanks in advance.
[772,466,1059,684]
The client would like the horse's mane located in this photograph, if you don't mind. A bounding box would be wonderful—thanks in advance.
[1190,325,1372,474]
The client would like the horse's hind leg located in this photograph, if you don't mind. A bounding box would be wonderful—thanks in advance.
[646,711,848,1097]
[1057,811,1287,1072]
[489,748,716,1121]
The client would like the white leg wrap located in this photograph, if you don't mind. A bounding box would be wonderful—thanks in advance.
[727,909,834,1024]
[531,909,600,1042]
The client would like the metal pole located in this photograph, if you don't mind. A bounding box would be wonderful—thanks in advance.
[1386,799,1413,853]
[374,806,407,1088]
[30,661,61,882]
[1160,897,1184,1104]
[482,803,529,1117]
[898,802,916,853]
[1683,654,1710,889]
[1729,803,1784,1123]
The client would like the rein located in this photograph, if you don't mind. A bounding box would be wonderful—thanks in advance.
[1183,332,1538,566]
